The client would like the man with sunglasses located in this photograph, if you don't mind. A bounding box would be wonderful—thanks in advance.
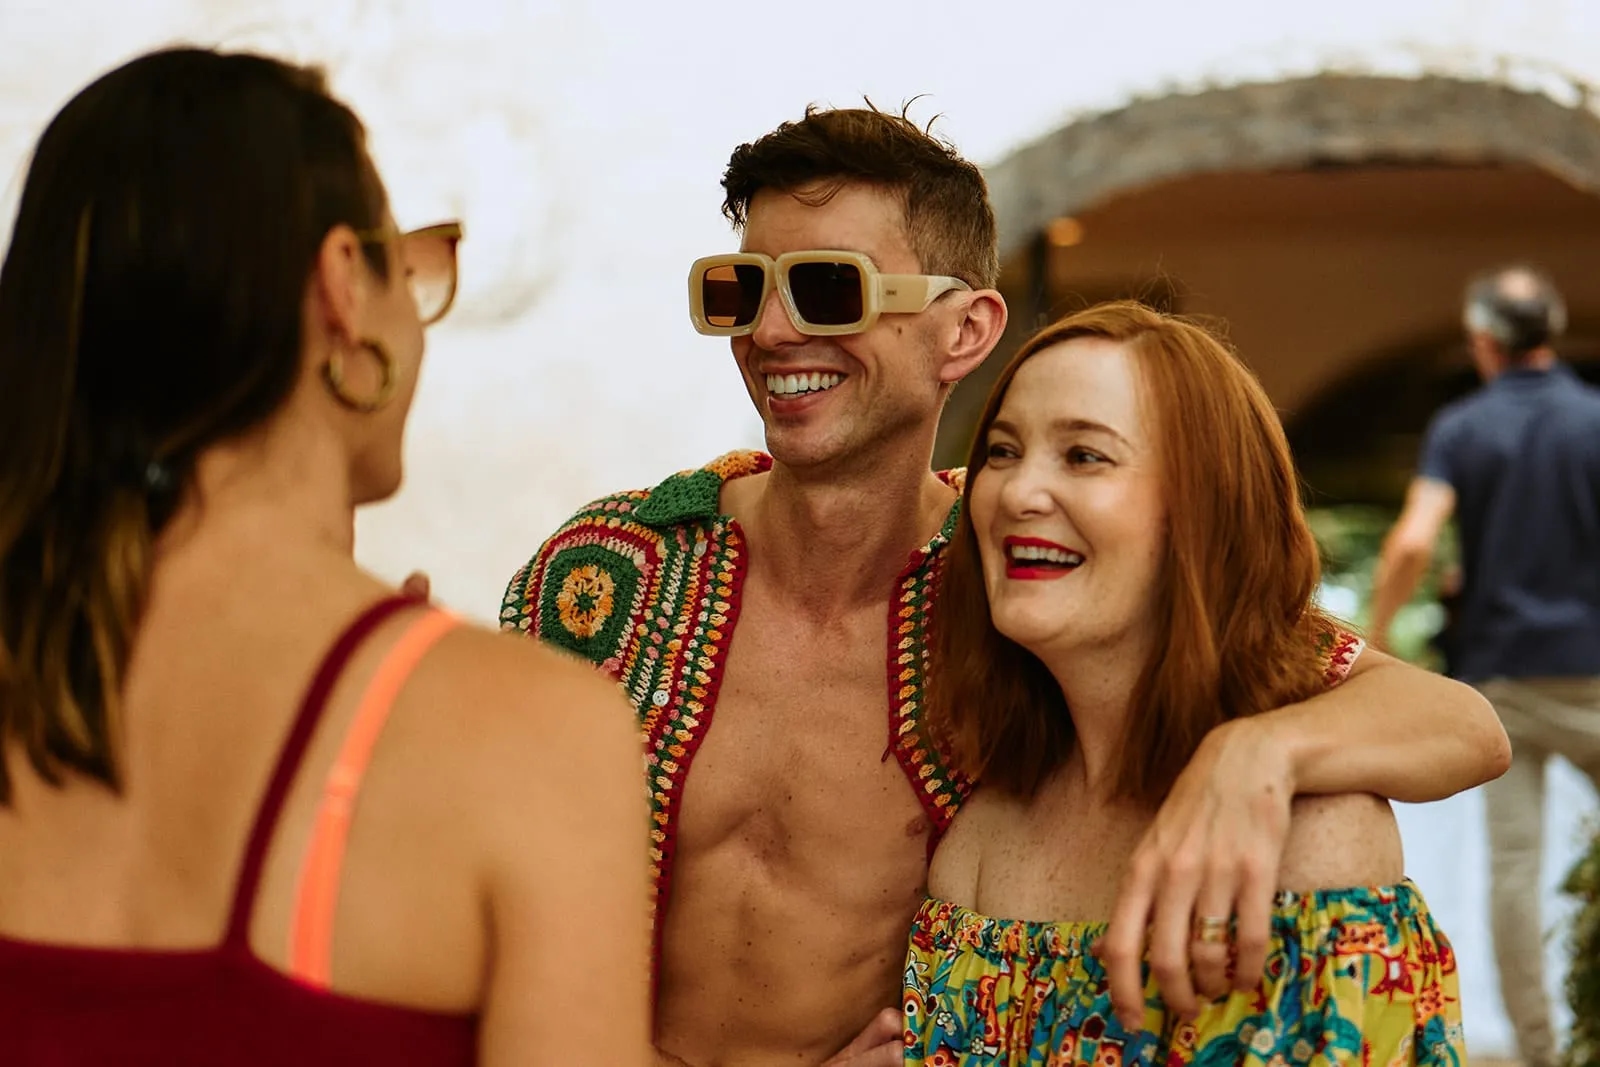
[502,106,1508,1067]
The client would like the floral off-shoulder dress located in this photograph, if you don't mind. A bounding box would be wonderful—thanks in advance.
[902,880,1464,1066]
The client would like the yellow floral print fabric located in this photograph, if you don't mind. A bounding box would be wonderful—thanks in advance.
[903,880,1464,1066]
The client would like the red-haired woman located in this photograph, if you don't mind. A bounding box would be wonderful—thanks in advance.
[904,302,1465,1064]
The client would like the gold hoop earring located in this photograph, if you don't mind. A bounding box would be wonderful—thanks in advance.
[323,339,397,413]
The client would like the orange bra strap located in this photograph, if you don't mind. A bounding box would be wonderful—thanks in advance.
[286,608,460,987]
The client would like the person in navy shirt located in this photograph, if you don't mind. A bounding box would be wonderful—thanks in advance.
[1372,264,1600,1067]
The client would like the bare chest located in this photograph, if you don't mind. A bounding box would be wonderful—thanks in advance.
[679,591,932,868]
[653,588,935,1060]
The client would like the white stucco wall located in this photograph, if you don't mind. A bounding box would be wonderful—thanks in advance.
[4,0,1598,1056]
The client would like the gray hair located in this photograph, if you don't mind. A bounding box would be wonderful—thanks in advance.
[1463,265,1567,359]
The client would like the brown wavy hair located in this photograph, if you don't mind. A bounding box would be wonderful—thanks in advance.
[932,301,1338,803]
[0,48,389,802]
[720,103,999,289]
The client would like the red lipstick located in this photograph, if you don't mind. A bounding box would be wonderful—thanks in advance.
[1002,536,1084,581]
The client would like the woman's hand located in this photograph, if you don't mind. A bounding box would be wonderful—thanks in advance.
[1098,718,1294,1030]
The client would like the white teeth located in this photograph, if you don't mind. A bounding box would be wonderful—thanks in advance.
[1007,544,1084,566]
[765,372,843,397]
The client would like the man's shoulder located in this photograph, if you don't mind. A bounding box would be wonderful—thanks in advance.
[1417,390,1492,471]
[542,450,774,537]
[1562,374,1600,414]
[520,451,768,559]
[1438,370,1600,447]
[1426,389,1488,435]
[500,451,770,656]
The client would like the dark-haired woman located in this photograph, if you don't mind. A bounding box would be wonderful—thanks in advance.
[0,47,648,1066]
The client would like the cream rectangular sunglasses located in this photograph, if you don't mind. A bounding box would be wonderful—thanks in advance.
[688,250,971,337]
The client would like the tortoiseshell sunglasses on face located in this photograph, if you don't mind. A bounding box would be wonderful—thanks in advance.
[359,220,464,326]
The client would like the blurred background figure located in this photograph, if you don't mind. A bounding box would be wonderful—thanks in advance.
[1370,265,1600,1067]
[1428,563,1464,677]
[0,46,648,1067]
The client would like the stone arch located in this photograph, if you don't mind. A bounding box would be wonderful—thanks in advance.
[936,72,1600,495]
[985,72,1600,261]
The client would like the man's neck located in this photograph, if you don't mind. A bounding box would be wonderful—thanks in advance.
[1493,347,1558,379]
[727,438,957,616]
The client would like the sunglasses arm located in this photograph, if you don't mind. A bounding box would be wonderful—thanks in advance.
[877,274,973,313]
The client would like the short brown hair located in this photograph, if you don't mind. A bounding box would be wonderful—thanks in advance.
[932,301,1340,803]
[720,104,999,289]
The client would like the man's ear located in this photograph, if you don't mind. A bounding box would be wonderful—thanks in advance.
[939,289,1009,386]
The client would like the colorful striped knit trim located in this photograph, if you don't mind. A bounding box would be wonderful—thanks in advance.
[499,451,973,980]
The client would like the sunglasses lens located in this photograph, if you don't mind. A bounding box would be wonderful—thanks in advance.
[701,263,765,329]
[404,230,458,324]
[787,261,864,327]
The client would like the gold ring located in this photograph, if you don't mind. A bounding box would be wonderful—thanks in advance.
[1191,915,1230,944]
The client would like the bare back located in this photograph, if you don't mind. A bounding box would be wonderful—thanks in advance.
[0,530,649,1065]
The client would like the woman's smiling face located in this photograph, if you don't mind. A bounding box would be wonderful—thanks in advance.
[968,336,1168,662]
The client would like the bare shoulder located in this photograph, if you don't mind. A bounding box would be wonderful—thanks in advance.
[406,628,650,1065]
[1279,792,1405,893]
[929,788,1019,904]
[433,624,624,704]
[927,808,980,903]
[405,625,641,808]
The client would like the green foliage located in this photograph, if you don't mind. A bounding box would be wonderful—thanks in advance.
[1306,505,1459,668]
[1564,821,1600,1067]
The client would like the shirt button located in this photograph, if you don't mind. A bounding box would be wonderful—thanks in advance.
[693,539,708,558]
[651,689,671,708]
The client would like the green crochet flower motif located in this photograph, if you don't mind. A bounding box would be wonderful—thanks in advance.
[538,544,640,657]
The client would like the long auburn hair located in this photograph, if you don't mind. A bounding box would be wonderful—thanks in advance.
[932,301,1339,803]
[0,48,389,802]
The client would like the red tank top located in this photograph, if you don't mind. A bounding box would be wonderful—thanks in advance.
[0,595,478,1066]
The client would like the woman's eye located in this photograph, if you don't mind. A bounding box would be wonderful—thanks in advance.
[985,441,1019,460]
[1067,447,1106,466]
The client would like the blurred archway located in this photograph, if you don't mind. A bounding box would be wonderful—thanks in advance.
[940,71,1600,492]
